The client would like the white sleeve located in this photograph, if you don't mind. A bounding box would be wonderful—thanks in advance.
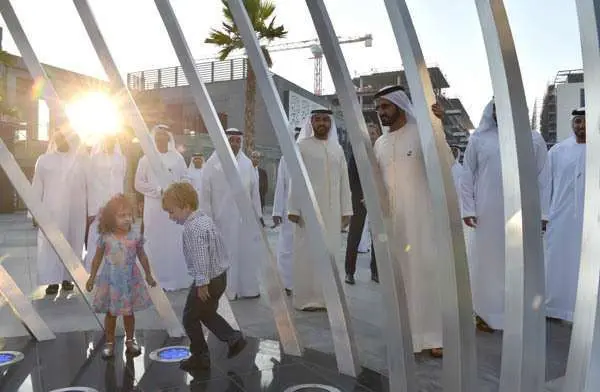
[534,133,550,220]
[460,137,477,218]
[134,157,161,199]
[272,159,287,217]
[251,171,262,218]
[198,167,213,218]
[340,153,353,217]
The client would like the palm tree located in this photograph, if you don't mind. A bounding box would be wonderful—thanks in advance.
[206,0,287,154]
[0,50,19,120]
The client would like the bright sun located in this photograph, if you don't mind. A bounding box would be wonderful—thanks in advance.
[66,92,122,146]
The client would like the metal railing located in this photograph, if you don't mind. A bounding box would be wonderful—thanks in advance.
[127,58,248,90]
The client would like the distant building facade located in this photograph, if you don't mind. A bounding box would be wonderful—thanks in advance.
[540,69,584,148]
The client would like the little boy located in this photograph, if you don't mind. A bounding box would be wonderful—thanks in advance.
[162,182,246,372]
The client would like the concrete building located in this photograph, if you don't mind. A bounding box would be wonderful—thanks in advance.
[540,69,585,148]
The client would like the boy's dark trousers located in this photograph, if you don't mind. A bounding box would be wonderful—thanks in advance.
[183,273,236,356]
[344,202,378,277]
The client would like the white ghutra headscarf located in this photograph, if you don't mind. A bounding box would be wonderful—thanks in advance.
[297,109,339,146]
[374,85,417,127]
[474,100,497,134]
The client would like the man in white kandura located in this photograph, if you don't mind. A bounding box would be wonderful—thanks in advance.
[374,85,446,357]
[450,146,463,194]
[542,107,586,322]
[272,127,301,296]
[288,109,352,312]
[135,125,190,291]
[32,129,87,295]
[84,134,126,271]
[460,99,548,332]
[200,128,262,300]
[187,153,204,197]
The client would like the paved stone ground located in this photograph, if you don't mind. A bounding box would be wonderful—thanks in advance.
[0,211,571,391]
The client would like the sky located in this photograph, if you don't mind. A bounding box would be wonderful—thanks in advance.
[0,0,583,127]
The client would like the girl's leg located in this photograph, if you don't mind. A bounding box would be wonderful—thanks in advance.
[123,314,141,356]
[102,313,117,359]
[123,314,135,340]
[104,313,117,343]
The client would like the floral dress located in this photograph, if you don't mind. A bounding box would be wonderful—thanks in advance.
[92,231,152,316]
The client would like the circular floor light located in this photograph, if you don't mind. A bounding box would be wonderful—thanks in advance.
[284,385,342,392]
[149,346,191,363]
[0,351,24,368]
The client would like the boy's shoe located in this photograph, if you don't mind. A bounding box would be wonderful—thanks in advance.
[227,332,247,358]
[62,281,74,291]
[180,354,211,372]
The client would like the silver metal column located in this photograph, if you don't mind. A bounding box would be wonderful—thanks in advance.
[0,255,55,341]
[382,1,477,391]
[0,138,102,330]
[226,0,360,376]
[563,1,600,391]
[70,0,202,338]
[151,0,301,355]
[0,0,104,331]
[305,1,415,390]
[474,1,546,392]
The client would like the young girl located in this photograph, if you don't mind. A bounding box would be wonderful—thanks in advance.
[86,194,156,359]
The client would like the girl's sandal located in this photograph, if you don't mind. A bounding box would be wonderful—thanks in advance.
[125,339,142,357]
[101,342,115,359]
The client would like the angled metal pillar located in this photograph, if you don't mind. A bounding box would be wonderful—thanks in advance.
[563,1,600,391]
[0,255,55,341]
[305,1,415,390]
[382,1,477,391]
[226,0,360,376]
[474,1,546,392]
[70,0,212,338]
[0,0,103,330]
[152,0,301,356]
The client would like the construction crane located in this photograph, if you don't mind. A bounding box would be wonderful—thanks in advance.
[198,34,373,95]
[267,34,373,95]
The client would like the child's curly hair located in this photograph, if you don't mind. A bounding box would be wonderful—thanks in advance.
[98,194,134,235]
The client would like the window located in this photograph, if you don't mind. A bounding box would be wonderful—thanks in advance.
[37,100,49,141]
[15,129,27,141]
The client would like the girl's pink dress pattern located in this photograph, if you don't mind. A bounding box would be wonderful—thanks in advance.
[92,231,151,315]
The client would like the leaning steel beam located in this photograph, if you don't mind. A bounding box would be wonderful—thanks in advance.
[226,0,359,376]
[382,0,477,391]
[153,0,301,356]
[0,255,55,341]
[474,1,546,392]
[0,139,102,330]
[305,0,415,390]
[71,0,199,338]
[0,0,103,330]
[563,1,600,391]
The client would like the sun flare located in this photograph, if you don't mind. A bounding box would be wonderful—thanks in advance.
[66,92,122,146]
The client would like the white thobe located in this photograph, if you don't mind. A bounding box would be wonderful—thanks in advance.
[358,217,371,253]
[460,130,548,330]
[374,123,444,352]
[542,136,585,322]
[135,152,191,291]
[272,157,294,289]
[32,151,87,285]
[200,153,262,299]
[84,151,126,271]
[288,137,352,310]
[188,167,203,197]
